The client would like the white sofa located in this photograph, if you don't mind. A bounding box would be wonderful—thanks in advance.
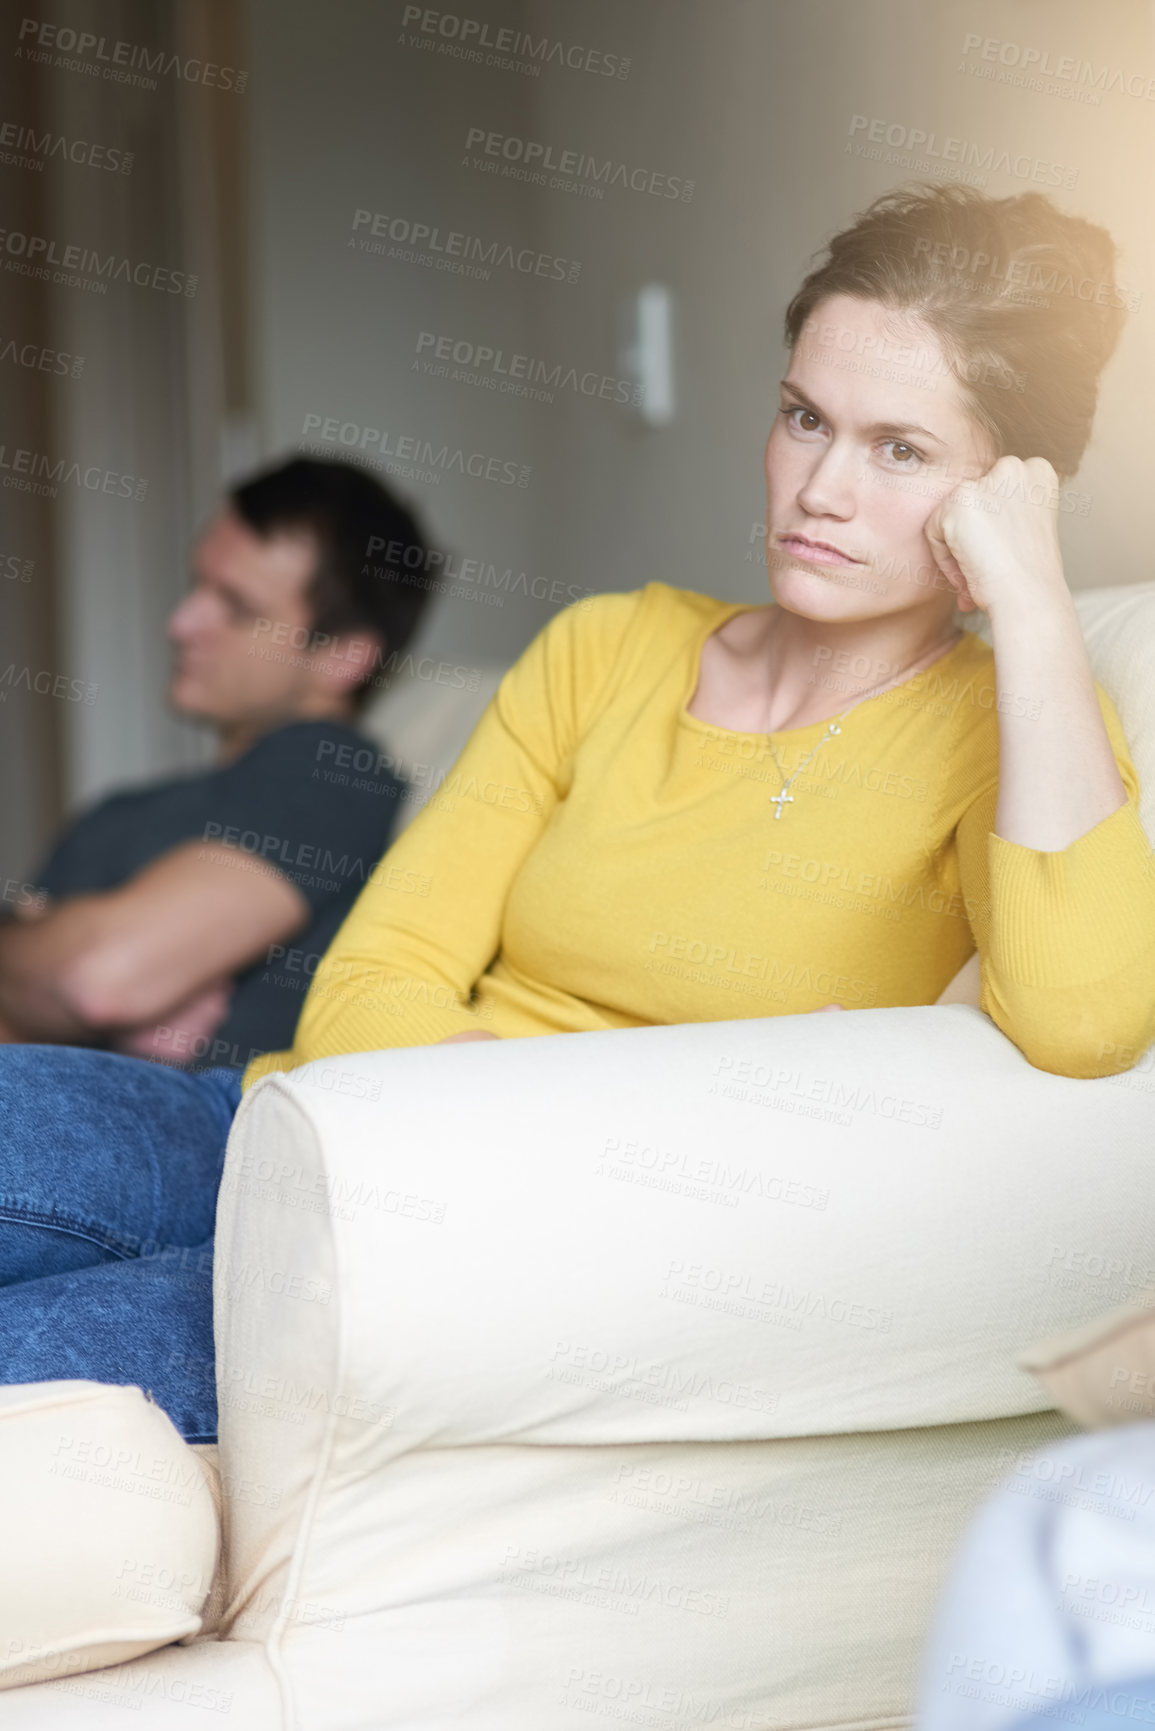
[2,583,1155,1730]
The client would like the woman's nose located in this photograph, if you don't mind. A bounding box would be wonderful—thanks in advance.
[796,447,859,518]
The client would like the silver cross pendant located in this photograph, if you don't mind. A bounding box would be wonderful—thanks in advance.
[770,789,794,819]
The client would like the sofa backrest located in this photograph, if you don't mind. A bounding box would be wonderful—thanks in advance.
[361,662,507,838]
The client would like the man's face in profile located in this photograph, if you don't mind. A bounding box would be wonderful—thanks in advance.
[166,509,325,727]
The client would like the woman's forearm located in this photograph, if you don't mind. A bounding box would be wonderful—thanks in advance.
[924,456,1128,853]
[988,584,1127,851]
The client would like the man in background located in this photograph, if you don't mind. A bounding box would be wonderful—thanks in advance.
[0,455,433,1072]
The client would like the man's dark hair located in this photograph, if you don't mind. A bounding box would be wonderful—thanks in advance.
[229,455,437,714]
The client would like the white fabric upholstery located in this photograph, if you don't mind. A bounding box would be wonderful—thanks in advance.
[202,1012,1155,1730]
[219,1013,1155,1449]
[0,1640,280,1726]
[0,1383,220,1690]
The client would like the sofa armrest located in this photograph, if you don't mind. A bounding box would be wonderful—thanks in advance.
[222,1004,1155,1433]
[210,1006,1155,1592]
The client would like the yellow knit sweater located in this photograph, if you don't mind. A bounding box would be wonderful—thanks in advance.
[243,581,1155,1088]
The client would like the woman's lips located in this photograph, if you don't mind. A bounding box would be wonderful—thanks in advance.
[777,534,860,567]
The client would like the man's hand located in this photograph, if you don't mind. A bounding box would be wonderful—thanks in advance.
[108,977,234,1061]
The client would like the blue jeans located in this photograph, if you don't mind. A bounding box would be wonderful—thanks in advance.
[0,1045,244,1443]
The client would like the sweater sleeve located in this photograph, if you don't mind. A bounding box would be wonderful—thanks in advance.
[242,590,646,1089]
[955,681,1155,1079]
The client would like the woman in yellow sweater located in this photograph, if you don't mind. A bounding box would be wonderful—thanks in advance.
[249,181,1155,1088]
[2,181,1153,1443]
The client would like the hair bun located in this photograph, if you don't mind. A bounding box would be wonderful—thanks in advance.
[784,181,1130,477]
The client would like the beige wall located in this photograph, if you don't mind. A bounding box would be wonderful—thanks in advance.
[519,0,1155,612]
[0,38,63,881]
[0,0,220,872]
[247,0,1155,695]
[245,0,553,669]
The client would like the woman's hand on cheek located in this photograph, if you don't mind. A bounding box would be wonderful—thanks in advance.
[922,454,1067,620]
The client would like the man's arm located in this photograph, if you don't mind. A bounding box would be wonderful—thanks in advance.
[0,840,310,1042]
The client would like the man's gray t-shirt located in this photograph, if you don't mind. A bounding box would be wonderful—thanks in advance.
[31,719,407,1070]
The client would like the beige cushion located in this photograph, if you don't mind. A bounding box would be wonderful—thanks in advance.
[0,1382,221,1691]
[1018,1287,1155,1428]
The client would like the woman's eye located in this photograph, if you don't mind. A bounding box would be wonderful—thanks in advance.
[883,440,922,466]
[778,407,925,468]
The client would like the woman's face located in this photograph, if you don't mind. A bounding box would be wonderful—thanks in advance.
[764,293,997,624]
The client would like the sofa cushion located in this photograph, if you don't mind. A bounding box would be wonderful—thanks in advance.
[0,1382,221,1690]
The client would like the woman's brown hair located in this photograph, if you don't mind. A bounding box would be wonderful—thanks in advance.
[783,181,1129,480]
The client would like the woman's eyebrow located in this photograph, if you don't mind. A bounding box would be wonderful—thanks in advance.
[779,379,948,447]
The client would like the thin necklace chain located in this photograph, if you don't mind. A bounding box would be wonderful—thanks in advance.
[765,622,962,820]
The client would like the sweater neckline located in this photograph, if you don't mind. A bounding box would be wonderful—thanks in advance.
[677,597,975,742]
